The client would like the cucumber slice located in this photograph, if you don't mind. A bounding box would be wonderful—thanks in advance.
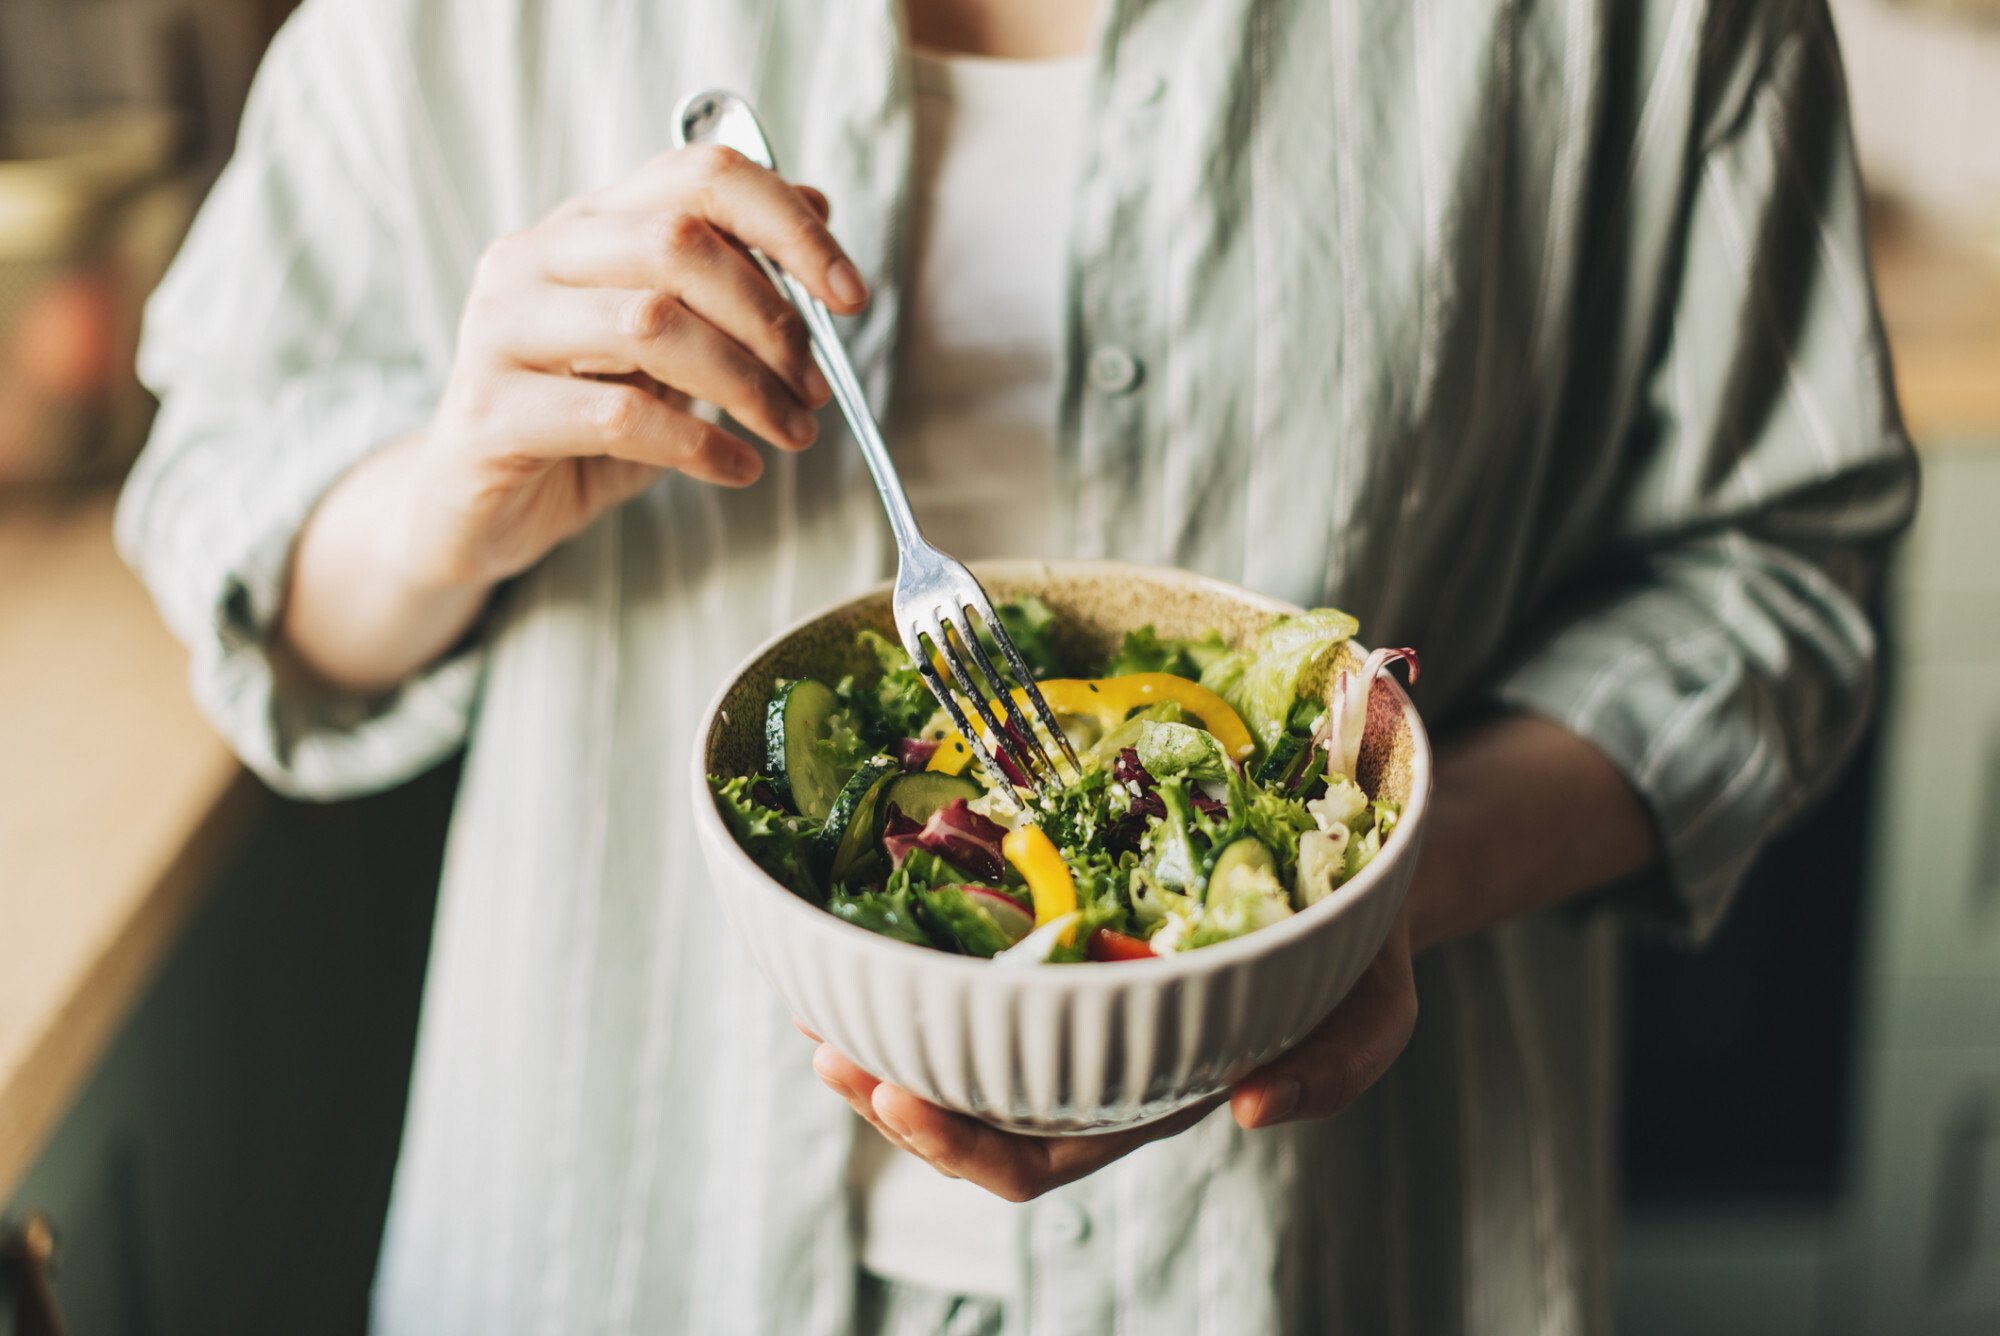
[821,757,899,887]
[765,679,845,821]
[881,772,983,826]
[1205,835,1277,904]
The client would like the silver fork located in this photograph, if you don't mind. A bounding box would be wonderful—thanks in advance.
[674,90,1081,801]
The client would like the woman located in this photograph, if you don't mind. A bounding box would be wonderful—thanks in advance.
[119,0,1914,1330]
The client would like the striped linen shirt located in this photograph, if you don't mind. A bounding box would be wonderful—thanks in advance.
[117,0,1916,1331]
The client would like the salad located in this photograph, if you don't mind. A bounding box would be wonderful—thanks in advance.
[709,600,1416,964]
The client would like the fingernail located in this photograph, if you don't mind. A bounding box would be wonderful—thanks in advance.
[819,1072,855,1101]
[1256,1076,1301,1126]
[786,406,818,445]
[802,363,831,403]
[826,258,867,307]
[873,1091,912,1141]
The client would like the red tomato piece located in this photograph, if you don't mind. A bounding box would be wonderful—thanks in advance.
[1086,928,1155,962]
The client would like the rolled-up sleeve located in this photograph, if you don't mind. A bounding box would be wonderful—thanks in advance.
[116,3,478,800]
[1491,3,1919,942]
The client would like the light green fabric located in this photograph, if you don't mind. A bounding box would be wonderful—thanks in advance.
[858,1272,1009,1336]
[117,0,1915,1331]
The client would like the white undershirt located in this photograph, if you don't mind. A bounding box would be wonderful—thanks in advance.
[889,45,1089,561]
[851,46,1092,1299]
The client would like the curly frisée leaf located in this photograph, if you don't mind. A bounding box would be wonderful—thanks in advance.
[855,630,936,740]
[711,773,825,901]
[1243,787,1317,879]
[826,884,932,946]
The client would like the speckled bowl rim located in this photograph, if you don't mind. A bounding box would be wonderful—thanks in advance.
[690,559,1431,986]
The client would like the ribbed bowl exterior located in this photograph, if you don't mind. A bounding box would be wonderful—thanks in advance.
[692,561,1431,1135]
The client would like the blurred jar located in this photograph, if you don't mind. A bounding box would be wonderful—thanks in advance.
[0,108,196,492]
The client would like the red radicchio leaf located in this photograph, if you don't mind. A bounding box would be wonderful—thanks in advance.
[897,737,940,771]
[1108,782,1224,855]
[981,721,1042,789]
[880,799,1010,881]
[1113,747,1155,792]
[913,799,1008,881]
[881,808,926,869]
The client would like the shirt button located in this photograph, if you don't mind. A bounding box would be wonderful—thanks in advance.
[1035,1200,1091,1249]
[1087,345,1143,395]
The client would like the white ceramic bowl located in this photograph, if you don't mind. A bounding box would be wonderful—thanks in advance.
[691,561,1431,1134]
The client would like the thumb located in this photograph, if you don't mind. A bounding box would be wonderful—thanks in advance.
[1230,929,1417,1129]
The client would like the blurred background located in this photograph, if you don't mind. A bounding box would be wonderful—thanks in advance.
[0,1,1995,1332]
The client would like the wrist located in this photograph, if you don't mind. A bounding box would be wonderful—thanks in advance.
[368,431,501,598]
[279,432,496,695]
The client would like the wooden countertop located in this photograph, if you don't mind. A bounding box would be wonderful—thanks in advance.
[0,494,258,1202]
[1872,209,2000,445]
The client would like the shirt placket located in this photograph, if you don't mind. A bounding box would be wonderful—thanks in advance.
[1056,0,1165,562]
[1018,1179,1115,1334]
[1013,11,1168,1328]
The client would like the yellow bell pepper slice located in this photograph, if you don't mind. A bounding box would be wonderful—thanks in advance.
[1002,824,1078,929]
[925,673,1256,775]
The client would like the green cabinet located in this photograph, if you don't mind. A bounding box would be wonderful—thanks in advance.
[2,766,452,1334]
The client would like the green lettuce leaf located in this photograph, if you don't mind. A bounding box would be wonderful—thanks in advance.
[1199,608,1361,754]
[982,596,1061,680]
[1243,787,1317,880]
[921,885,1021,958]
[1137,779,1206,896]
[1102,626,1229,679]
[711,773,823,901]
[853,630,935,739]
[1133,720,1232,785]
[826,884,931,946]
[895,847,977,890]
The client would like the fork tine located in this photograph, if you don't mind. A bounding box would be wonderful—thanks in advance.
[932,614,1053,796]
[963,591,1084,778]
[911,626,1022,802]
[955,604,1068,785]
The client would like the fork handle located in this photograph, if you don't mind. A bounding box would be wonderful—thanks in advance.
[770,268,927,552]
[673,90,927,553]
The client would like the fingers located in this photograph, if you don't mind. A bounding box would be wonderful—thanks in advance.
[606,146,868,313]
[871,1086,1218,1203]
[811,1042,1215,1203]
[471,372,765,486]
[534,213,828,407]
[1229,936,1418,1130]
[504,287,820,451]
[868,1084,1057,1202]
[794,185,831,220]
[812,1046,938,1169]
